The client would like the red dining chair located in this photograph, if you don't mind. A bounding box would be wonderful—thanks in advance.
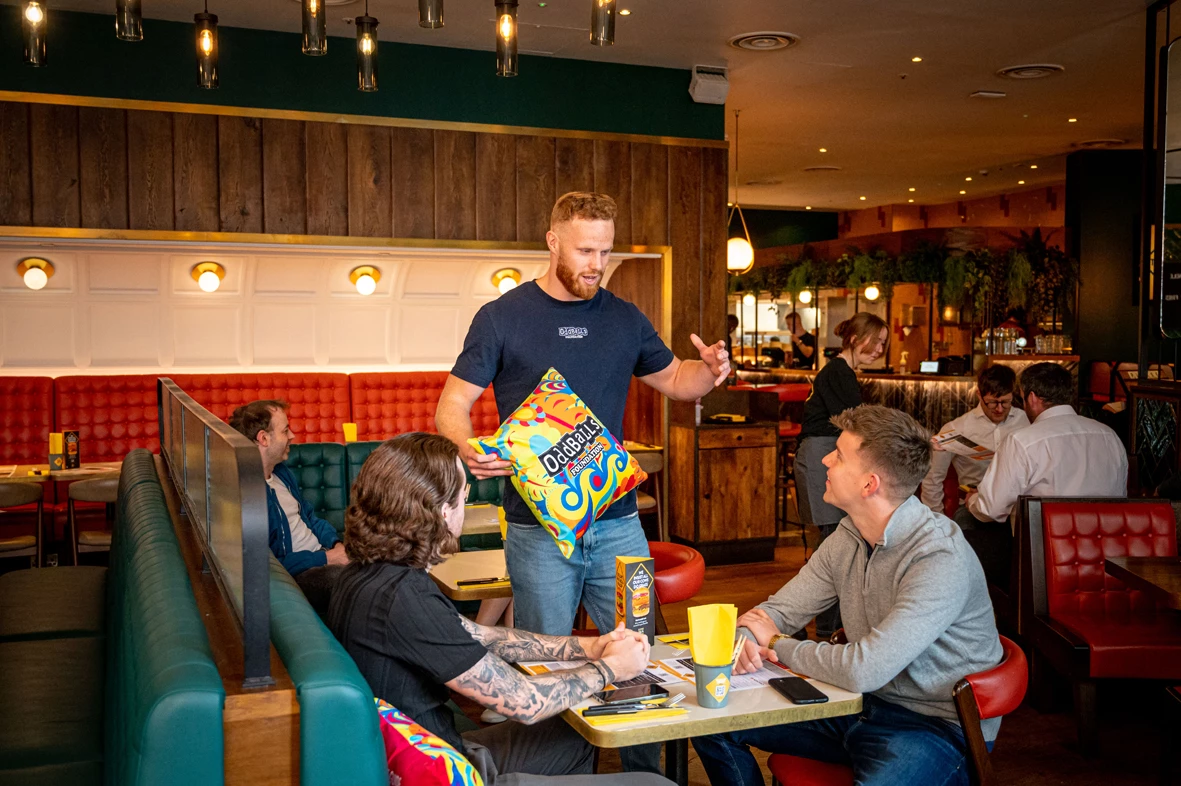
[768,635,1027,786]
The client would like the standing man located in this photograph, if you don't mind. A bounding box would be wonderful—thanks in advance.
[920,365,1029,516]
[436,191,729,773]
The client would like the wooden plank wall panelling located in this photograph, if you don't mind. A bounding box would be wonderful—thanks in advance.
[78,107,128,229]
[173,113,220,232]
[30,103,80,228]
[219,116,263,233]
[435,130,478,240]
[700,147,730,347]
[346,124,392,238]
[594,140,632,246]
[516,136,555,243]
[668,145,703,360]
[629,142,669,248]
[607,256,665,446]
[556,137,595,197]
[392,127,435,238]
[475,133,517,242]
[0,102,31,226]
[262,118,307,235]
[127,110,175,231]
[305,122,348,237]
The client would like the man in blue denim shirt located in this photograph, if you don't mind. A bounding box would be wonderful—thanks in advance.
[436,192,731,775]
[230,400,347,610]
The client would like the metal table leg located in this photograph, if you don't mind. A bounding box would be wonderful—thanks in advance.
[665,738,689,786]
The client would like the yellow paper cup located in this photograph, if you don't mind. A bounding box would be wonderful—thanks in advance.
[342,423,358,442]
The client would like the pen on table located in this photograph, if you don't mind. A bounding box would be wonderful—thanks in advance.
[455,576,510,586]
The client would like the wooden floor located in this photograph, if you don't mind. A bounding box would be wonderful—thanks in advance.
[464,531,1174,785]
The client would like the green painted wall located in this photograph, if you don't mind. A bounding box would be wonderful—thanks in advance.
[0,7,723,140]
[728,208,839,249]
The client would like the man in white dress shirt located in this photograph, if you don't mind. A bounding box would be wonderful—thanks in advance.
[962,363,1128,585]
[921,365,1030,517]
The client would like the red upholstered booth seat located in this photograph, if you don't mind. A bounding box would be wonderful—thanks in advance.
[54,375,161,462]
[350,372,498,440]
[0,377,54,465]
[1038,500,1181,679]
[172,373,350,444]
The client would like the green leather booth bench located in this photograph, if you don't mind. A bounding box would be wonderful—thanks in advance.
[0,449,225,786]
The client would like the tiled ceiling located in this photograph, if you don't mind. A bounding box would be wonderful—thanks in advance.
[3,0,1155,209]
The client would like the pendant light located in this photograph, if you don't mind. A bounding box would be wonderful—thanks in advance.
[495,0,518,77]
[194,1,218,89]
[23,1,47,67]
[419,0,443,28]
[727,109,754,273]
[302,0,326,55]
[115,0,143,41]
[355,0,378,91]
[590,0,615,46]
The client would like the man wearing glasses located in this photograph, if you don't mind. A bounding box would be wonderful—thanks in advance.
[921,366,1029,580]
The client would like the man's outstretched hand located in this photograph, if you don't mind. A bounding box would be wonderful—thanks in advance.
[691,333,731,387]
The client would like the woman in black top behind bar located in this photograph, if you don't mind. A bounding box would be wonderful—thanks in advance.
[795,311,888,638]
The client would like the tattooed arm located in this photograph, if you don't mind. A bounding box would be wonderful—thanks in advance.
[445,633,649,725]
[458,616,593,661]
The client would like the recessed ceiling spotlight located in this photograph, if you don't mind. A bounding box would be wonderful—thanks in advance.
[996,63,1065,80]
[805,206,812,210]
[859,196,866,201]
[803,165,841,172]
[908,187,916,192]
[618,8,630,14]
[728,31,800,51]
[1068,118,1078,123]
[969,90,1008,99]
[908,199,914,203]
[1018,180,1025,184]
[911,56,922,62]
[818,147,827,153]
[1073,138,1127,149]
[965,176,972,181]
[1030,164,1038,169]
[288,0,359,4]
[959,190,967,195]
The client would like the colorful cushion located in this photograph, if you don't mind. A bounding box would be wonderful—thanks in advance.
[375,698,484,786]
[468,368,646,559]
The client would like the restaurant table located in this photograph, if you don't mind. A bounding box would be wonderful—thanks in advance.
[462,504,501,537]
[623,441,663,454]
[429,548,511,601]
[1105,556,1181,610]
[0,462,122,484]
[562,638,862,786]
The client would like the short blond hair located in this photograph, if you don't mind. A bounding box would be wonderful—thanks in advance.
[550,192,618,228]
[831,405,932,502]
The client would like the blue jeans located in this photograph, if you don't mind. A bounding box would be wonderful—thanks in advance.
[692,694,975,786]
[505,512,662,775]
[506,512,650,635]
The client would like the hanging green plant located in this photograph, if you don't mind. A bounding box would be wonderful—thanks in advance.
[784,260,815,297]
[1006,252,1032,311]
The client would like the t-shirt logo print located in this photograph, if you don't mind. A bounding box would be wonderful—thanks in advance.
[558,326,589,339]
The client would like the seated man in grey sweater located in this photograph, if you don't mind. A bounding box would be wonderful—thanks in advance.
[692,405,1002,786]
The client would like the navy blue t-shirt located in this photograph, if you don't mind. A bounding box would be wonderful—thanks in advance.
[451,281,674,525]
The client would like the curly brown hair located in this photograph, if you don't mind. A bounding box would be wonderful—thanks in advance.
[228,399,288,443]
[345,433,466,569]
[550,191,618,228]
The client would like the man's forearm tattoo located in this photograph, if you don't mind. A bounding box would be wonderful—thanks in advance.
[452,652,609,724]
[459,616,590,662]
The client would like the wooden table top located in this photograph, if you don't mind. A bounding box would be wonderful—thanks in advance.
[0,462,122,484]
[563,639,862,748]
[623,441,663,454]
[462,504,502,537]
[429,549,511,601]
[1106,556,1181,610]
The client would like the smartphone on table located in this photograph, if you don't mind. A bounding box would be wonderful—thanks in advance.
[592,684,669,704]
[768,677,828,705]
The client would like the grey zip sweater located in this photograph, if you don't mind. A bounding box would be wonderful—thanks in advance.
[749,495,1003,741]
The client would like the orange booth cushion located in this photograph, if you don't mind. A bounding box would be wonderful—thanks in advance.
[350,372,497,441]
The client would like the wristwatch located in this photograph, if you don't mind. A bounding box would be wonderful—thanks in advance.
[767,633,792,651]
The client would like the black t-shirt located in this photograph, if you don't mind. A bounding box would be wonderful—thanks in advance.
[451,281,675,524]
[327,562,488,752]
[800,357,862,439]
[792,333,817,370]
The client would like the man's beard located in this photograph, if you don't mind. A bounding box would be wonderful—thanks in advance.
[555,255,601,300]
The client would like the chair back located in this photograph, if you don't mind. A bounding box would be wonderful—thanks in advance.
[636,450,664,475]
[648,541,704,606]
[0,482,42,507]
[942,463,960,519]
[953,635,1028,786]
[1024,498,1177,619]
[285,443,349,534]
[67,476,120,503]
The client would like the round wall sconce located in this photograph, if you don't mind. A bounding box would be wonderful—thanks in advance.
[797,290,813,304]
[492,267,521,294]
[17,257,54,290]
[864,285,881,301]
[191,261,225,292]
[350,265,381,296]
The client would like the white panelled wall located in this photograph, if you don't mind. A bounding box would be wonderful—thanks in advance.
[0,239,635,376]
